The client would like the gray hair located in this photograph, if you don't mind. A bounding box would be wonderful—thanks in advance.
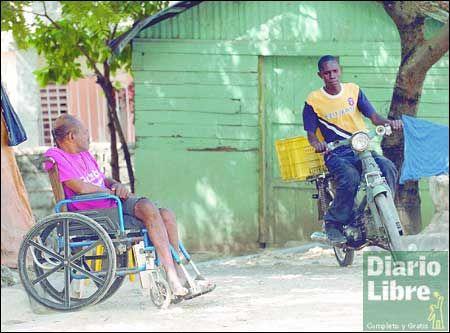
[52,114,81,145]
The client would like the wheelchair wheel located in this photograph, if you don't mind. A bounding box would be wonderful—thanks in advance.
[35,231,127,305]
[31,223,80,304]
[18,213,116,311]
[150,269,172,309]
[151,280,172,309]
[94,252,127,304]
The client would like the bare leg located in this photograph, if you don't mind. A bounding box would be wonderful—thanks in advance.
[160,208,215,292]
[134,199,187,296]
[159,208,186,284]
[159,208,180,252]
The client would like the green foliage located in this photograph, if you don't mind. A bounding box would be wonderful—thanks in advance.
[1,1,168,86]
[1,1,31,49]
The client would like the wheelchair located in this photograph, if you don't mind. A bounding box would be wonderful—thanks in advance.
[17,158,213,311]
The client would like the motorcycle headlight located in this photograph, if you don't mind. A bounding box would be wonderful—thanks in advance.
[351,132,370,152]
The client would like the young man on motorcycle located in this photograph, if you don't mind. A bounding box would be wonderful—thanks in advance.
[302,55,403,244]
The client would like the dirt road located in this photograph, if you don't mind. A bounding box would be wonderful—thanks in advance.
[1,244,365,332]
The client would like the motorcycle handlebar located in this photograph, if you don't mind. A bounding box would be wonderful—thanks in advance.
[323,124,392,153]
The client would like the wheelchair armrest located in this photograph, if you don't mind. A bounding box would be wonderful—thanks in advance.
[55,193,126,233]
[55,193,122,213]
[71,193,113,201]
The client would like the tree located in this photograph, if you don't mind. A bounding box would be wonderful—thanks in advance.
[1,1,169,192]
[381,1,449,234]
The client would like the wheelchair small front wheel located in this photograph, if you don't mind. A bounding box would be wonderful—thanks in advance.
[150,278,172,309]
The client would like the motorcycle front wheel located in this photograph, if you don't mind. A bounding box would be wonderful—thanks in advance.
[333,246,355,267]
[374,193,403,254]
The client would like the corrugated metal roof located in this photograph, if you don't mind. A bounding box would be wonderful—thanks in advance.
[109,1,202,57]
[110,1,448,57]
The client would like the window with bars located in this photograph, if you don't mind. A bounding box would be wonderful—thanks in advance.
[40,84,68,146]
[39,79,135,146]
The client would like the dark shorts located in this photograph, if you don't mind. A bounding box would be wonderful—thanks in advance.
[101,196,158,230]
[121,196,147,229]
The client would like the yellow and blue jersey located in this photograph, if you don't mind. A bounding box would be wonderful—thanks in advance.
[302,83,376,143]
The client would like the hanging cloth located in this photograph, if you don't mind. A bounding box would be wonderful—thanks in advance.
[399,115,449,184]
[1,83,27,146]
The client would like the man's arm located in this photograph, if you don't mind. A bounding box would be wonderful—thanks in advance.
[104,177,131,199]
[369,112,403,131]
[307,131,328,153]
[303,102,328,152]
[64,177,130,199]
[104,177,120,189]
[64,179,113,195]
[357,88,403,131]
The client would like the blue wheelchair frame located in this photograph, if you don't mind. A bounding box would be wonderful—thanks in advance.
[54,192,191,279]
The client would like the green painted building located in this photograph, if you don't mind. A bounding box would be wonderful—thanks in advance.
[113,1,449,252]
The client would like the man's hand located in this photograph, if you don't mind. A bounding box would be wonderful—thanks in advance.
[111,183,130,200]
[370,113,403,131]
[307,132,328,153]
[388,119,403,131]
[312,141,328,153]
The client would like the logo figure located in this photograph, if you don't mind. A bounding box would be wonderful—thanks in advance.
[428,291,445,330]
[348,97,354,106]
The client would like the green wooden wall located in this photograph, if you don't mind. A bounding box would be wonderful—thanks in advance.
[132,1,449,251]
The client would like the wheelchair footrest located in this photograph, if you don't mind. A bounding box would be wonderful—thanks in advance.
[181,282,216,301]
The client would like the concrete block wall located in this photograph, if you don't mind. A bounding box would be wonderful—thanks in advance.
[15,144,134,220]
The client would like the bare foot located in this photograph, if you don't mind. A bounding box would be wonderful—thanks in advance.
[171,284,189,297]
[166,270,188,296]
[196,279,215,292]
[175,264,188,286]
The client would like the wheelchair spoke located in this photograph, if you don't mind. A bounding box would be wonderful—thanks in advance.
[28,240,64,263]
[69,262,106,285]
[63,219,71,308]
[32,262,64,285]
[70,240,102,263]
[63,219,70,261]
[64,264,71,308]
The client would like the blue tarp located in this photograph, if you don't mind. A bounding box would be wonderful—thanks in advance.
[1,83,27,146]
[400,115,449,184]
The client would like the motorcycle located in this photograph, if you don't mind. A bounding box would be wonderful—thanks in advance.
[310,125,404,266]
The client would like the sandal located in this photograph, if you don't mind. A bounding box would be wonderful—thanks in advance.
[182,280,216,300]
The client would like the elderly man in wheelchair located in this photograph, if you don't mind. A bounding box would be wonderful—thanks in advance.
[18,114,215,311]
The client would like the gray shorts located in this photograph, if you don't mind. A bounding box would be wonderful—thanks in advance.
[120,196,147,230]
[97,196,151,230]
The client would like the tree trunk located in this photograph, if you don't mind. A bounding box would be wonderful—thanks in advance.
[381,71,426,235]
[109,98,135,193]
[105,90,120,182]
[381,1,449,235]
[97,73,135,193]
